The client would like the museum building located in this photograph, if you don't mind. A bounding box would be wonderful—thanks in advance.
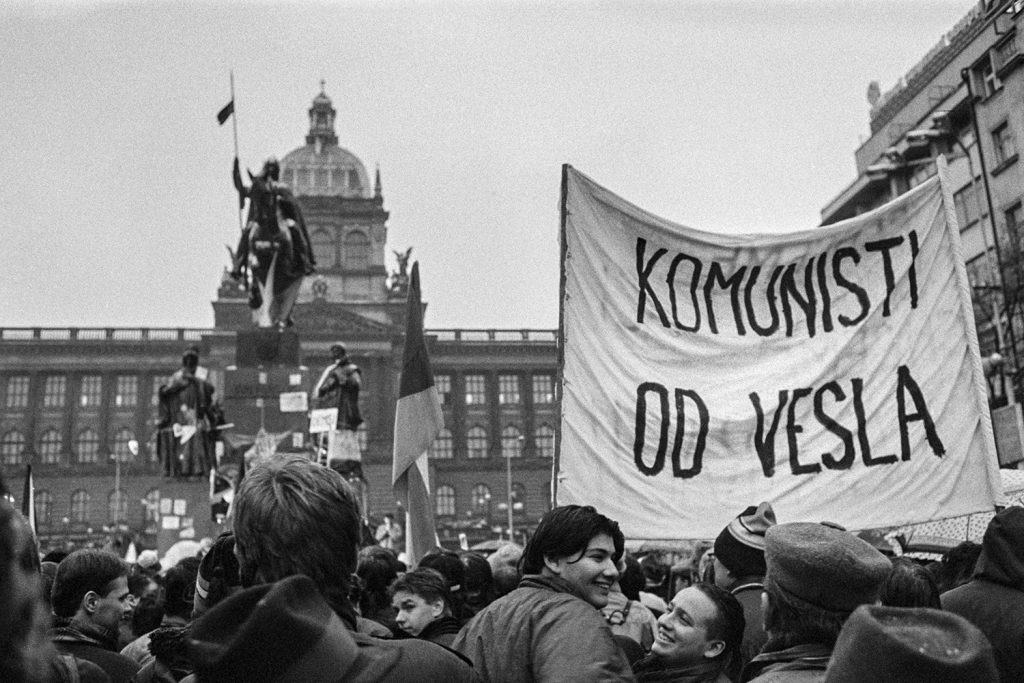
[0,87,557,551]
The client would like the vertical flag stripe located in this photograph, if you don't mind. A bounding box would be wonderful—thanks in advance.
[21,464,36,536]
[392,262,444,566]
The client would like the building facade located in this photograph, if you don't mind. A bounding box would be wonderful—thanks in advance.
[821,0,1024,461]
[0,87,557,553]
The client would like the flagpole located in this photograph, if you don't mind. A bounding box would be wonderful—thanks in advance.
[230,70,243,235]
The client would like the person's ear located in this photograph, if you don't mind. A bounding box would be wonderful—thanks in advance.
[83,591,99,615]
[430,598,445,619]
[703,639,726,659]
[542,555,563,576]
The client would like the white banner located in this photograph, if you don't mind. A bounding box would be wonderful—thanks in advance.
[557,164,1001,539]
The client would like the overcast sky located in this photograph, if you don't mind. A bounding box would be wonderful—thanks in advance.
[1,0,973,330]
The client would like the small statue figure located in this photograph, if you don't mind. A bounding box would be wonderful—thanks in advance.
[312,343,364,478]
[230,156,317,327]
[389,247,413,297]
[156,345,222,479]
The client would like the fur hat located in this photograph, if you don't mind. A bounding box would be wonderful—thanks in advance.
[188,574,358,682]
[714,502,776,578]
[824,605,997,682]
[765,522,891,613]
[137,549,161,572]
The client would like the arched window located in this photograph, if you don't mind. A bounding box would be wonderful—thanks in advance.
[35,489,52,525]
[38,428,63,464]
[471,484,491,515]
[144,488,161,523]
[535,423,555,458]
[108,489,128,523]
[70,490,90,523]
[501,425,523,458]
[435,484,456,517]
[430,428,453,459]
[511,483,527,516]
[111,427,135,460]
[343,230,370,270]
[76,429,99,463]
[311,228,335,267]
[0,430,25,466]
[466,426,488,459]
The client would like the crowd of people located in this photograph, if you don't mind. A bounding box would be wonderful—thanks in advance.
[2,454,1022,682]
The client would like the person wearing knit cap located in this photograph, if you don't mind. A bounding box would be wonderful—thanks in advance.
[741,522,891,683]
[823,604,997,682]
[712,502,776,679]
[942,506,1024,683]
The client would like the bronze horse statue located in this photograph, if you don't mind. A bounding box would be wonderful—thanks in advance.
[232,159,314,327]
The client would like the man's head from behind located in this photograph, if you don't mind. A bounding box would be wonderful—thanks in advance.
[232,456,361,606]
[762,523,891,648]
[51,549,131,633]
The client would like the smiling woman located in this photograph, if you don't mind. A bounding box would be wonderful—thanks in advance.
[453,505,634,682]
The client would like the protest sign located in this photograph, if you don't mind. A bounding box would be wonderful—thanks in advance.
[557,163,1002,539]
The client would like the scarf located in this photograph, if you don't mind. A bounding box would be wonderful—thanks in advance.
[50,615,119,652]
[633,653,726,683]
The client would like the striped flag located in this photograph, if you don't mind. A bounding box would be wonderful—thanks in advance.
[217,99,234,125]
[21,464,36,535]
[392,262,444,566]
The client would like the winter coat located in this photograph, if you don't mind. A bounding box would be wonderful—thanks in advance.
[942,507,1024,683]
[51,617,141,683]
[452,574,635,683]
[419,615,462,648]
[740,642,831,683]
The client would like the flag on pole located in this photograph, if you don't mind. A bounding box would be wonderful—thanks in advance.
[217,99,235,125]
[21,464,36,535]
[392,262,444,567]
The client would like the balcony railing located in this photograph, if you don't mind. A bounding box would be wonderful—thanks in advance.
[0,327,209,342]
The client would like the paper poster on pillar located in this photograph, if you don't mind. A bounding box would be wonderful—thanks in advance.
[556,164,1002,540]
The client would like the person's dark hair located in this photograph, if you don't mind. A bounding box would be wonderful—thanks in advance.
[619,554,645,602]
[356,546,402,618]
[41,549,69,564]
[51,549,130,618]
[419,549,469,620]
[691,583,745,660]
[935,541,982,594]
[762,581,849,649]
[879,557,941,608]
[164,557,200,620]
[389,567,451,611]
[459,551,494,615]
[130,595,164,638]
[232,456,361,613]
[522,505,624,575]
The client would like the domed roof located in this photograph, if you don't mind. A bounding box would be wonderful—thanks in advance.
[280,144,371,198]
[279,84,372,198]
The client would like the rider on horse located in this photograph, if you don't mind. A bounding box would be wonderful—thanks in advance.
[230,156,316,281]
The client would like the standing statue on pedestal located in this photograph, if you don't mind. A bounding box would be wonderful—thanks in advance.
[229,156,316,328]
[157,345,222,479]
[313,343,363,479]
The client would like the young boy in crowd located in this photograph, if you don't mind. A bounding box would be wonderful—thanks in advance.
[390,567,462,646]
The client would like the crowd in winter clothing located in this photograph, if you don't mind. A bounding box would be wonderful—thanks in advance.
[2,454,1023,682]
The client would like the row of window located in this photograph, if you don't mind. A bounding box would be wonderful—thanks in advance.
[31,488,161,526]
[435,374,555,407]
[310,228,372,270]
[4,374,150,411]
[435,482,549,518]
[1,427,142,466]
[429,423,555,460]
